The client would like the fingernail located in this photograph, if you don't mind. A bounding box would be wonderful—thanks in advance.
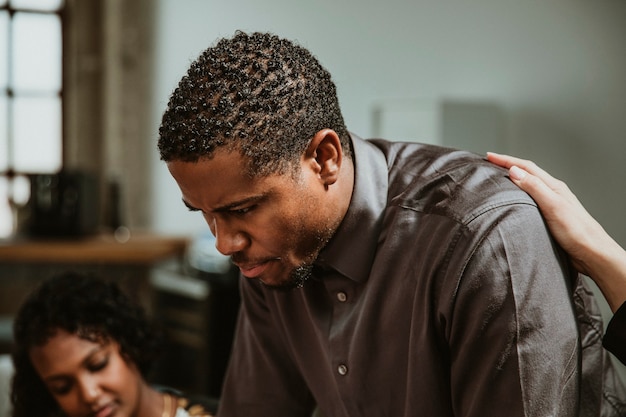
[509,165,527,181]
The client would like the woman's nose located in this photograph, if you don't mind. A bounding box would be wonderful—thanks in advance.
[77,377,100,404]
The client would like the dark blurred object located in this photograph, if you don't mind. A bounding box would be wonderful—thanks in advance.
[152,234,240,398]
[27,170,100,237]
[104,178,123,231]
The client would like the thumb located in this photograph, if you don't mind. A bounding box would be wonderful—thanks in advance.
[508,165,559,213]
[508,165,527,182]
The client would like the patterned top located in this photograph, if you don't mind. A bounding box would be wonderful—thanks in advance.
[174,395,215,417]
[157,388,217,417]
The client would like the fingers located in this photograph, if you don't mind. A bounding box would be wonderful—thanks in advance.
[486,152,571,217]
[486,152,525,169]
[508,165,527,181]
[486,152,540,175]
[506,165,562,215]
[486,152,561,190]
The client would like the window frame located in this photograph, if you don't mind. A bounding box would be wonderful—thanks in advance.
[0,0,65,238]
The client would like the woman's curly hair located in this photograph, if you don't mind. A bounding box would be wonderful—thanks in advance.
[10,272,163,417]
[158,30,352,177]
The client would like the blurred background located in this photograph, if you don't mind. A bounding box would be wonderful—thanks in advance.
[0,0,625,414]
[150,0,626,242]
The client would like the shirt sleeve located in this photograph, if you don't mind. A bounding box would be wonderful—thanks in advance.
[216,277,316,417]
[447,204,579,417]
[603,301,626,365]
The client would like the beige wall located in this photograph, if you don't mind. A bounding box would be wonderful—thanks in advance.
[64,0,154,230]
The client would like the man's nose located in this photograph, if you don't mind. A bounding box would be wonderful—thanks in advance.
[212,219,248,255]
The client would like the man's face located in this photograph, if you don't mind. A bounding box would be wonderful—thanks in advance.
[167,150,337,289]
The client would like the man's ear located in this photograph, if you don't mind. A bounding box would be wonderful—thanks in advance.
[304,129,343,186]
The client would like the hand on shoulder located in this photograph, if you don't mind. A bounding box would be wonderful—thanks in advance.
[487,152,626,312]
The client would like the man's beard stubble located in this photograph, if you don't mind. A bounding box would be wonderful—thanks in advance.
[261,263,315,291]
[261,223,336,291]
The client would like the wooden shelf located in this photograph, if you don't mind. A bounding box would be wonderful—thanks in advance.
[0,232,190,265]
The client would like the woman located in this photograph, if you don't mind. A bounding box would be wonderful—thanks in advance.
[11,272,215,417]
[487,152,626,364]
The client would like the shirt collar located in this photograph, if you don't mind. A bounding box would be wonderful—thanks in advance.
[315,133,388,282]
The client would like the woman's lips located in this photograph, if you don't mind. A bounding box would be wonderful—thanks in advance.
[92,403,115,417]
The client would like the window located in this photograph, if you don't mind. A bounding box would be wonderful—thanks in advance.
[0,0,63,238]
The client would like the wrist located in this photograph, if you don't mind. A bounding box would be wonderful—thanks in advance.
[585,239,626,312]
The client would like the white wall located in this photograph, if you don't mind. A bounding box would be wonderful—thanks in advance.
[150,0,626,246]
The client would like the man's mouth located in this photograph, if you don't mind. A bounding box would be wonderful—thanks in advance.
[235,261,269,278]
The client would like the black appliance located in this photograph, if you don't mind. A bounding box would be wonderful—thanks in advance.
[27,170,100,237]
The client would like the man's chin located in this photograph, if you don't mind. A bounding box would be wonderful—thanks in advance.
[260,264,314,291]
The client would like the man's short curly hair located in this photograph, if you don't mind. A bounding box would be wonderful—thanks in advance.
[10,272,163,417]
[158,30,352,176]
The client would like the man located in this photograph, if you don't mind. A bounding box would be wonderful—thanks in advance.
[158,31,624,416]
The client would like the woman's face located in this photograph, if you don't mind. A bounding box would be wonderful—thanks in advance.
[30,329,146,417]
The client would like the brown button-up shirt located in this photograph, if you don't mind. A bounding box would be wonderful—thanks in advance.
[218,135,625,416]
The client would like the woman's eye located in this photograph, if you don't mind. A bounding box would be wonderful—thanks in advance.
[88,357,109,372]
[49,382,72,396]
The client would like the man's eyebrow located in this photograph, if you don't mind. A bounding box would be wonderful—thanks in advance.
[182,199,201,212]
[182,195,266,213]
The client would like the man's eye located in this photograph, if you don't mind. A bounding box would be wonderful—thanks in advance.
[233,207,252,215]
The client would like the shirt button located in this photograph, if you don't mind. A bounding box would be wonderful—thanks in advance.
[337,364,348,375]
[336,292,347,302]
